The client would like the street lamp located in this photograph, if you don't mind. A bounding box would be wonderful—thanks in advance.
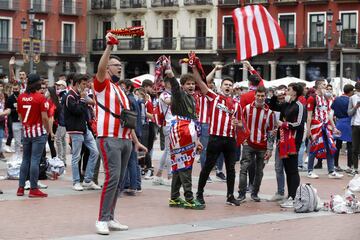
[20,9,41,74]
[316,20,324,47]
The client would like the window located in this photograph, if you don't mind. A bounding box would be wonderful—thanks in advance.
[63,0,75,14]
[132,20,141,49]
[341,12,357,47]
[62,23,75,53]
[309,14,325,47]
[223,16,236,49]
[31,0,45,12]
[279,14,295,47]
[163,19,173,49]
[196,18,206,48]
[0,19,10,51]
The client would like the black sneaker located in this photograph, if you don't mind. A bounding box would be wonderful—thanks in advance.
[237,193,246,202]
[196,193,206,205]
[334,166,343,172]
[216,172,226,181]
[314,161,322,169]
[226,195,240,206]
[251,193,261,202]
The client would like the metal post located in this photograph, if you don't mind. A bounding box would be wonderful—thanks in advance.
[340,49,343,93]
[29,18,34,74]
[327,24,332,79]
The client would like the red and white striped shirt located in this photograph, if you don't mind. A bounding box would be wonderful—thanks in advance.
[197,94,210,124]
[244,102,276,150]
[17,92,48,138]
[206,90,242,138]
[93,76,132,139]
[307,95,330,124]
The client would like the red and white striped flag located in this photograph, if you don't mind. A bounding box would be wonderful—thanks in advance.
[232,5,287,61]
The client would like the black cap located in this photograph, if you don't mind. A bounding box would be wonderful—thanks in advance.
[27,73,41,84]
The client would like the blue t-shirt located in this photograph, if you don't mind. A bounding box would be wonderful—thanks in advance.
[331,95,349,119]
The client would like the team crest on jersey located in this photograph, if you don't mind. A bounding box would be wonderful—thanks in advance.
[216,103,234,114]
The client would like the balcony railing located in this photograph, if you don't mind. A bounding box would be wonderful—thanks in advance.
[58,41,85,55]
[181,37,212,50]
[60,0,82,16]
[148,38,177,50]
[341,32,359,48]
[218,0,239,5]
[307,33,325,48]
[92,39,106,51]
[184,0,213,5]
[118,38,144,50]
[36,40,53,53]
[274,0,298,2]
[91,0,116,10]
[0,38,20,52]
[28,0,52,13]
[283,33,296,48]
[0,0,20,10]
[120,0,147,8]
[151,0,179,7]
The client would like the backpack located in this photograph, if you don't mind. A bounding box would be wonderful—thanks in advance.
[294,183,320,213]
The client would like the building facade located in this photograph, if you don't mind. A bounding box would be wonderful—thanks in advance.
[88,0,219,78]
[0,0,87,84]
[218,0,360,82]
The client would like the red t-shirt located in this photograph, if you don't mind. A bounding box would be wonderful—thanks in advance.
[17,91,48,138]
[47,99,56,118]
[145,99,154,122]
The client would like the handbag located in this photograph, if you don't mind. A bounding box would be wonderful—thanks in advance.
[96,85,138,129]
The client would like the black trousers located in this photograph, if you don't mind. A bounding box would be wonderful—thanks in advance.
[352,126,360,170]
[6,118,13,146]
[197,135,236,197]
[282,154,300,199]
[141,122,156,169]
[334,140,353,168]
[171,169,193,201]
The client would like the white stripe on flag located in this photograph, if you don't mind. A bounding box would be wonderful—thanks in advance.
[264,9,280,49]
[245,6,258,57]
[234,8,247,60]
[253,5,268,53]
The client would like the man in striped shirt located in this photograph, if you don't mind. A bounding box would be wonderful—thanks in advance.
[238,86,276,202]
[94,33,147,235]
[192,65,242,207]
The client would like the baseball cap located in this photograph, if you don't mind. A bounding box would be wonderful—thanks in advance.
[55,80,67,87]
[27,73,41,84]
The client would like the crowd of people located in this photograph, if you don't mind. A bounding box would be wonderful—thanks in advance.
[0,32,359,235]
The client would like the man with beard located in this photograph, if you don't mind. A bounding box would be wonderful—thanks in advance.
[9,57,27,92]
[192,60,242,207]
[238,87,276,202]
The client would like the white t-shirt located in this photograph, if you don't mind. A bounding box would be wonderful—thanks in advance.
[159,90,173,126]
[349,93,360,126]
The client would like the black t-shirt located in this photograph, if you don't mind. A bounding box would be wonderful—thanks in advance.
[5,94,20,123]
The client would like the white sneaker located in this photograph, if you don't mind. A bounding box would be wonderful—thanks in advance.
[270,193,285,202]
[144,170,153,180]
[82,181,101,190]
[280,197,294,208]
[3,145,15,153]
[108,220,128,231]
[152,176,163,185]
[24,180,31,190]
[38,181,48,189]
[162,178,172,186]
[72,183,84,191]
[307,171,319,179]
[96,221,110,235]
[304,157,308,164]
[328,171,343,179]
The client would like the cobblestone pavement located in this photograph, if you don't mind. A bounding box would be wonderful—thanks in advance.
[0,142,359,240]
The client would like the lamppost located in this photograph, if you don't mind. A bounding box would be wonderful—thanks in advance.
[20,9,43,73]
[316,9,343,79]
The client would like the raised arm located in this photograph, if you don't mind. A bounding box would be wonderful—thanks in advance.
[96,33,117,83]
[206,65,222,82]
[9,57,16,83]
[192,67,209,95]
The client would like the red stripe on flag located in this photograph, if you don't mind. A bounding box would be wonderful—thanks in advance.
[232,9,242,61]
[251,5,263,57]
[258,5,274,52]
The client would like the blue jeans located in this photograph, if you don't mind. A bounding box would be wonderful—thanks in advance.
[307,135,335,173]
[19,134,47,189]
[70,129,99,184]
[274,146,285,195]
[298,141,306,167]
[123,148,138,190]
[199,123,209,169]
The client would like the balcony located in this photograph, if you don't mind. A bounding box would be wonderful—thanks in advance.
[181,37,212,50]
[57,41,85,55]
[183,0,213,11]
[118,38,144,50]
[245,0,269,5]
[32,39,53,53]
[148,38,177,50]
[218,0,239,6]
[0,38,20,52]
[273,0,298,6]
[0,0,20,11]
[341,32,359,48]
[335,0,360,3]
[119,0,147,14]
[303,0,329,5]
[60,0,82,16]
[306,34,325,48]
[92,39,106,51]
[90,0,117,15]
[151,0,179,12]
[28,0,52,14]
